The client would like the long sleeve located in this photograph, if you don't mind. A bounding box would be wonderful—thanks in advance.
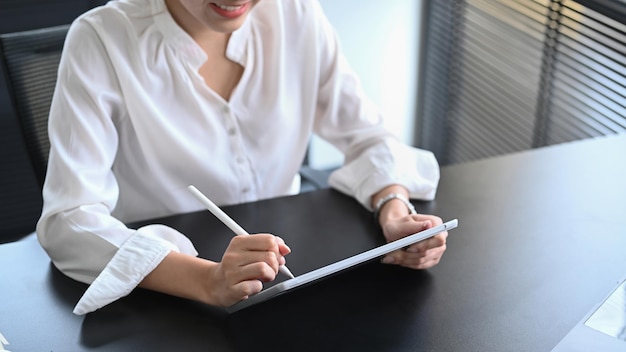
[308,1,440,209]
[37,17,197,315]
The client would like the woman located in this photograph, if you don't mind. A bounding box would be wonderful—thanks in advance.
[37,0,447,315]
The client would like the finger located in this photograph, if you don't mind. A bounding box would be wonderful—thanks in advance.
[416,214,443,225]
[414,255,444,269]
[384,219,432,243]
[400,247,447,268]
[237,261,278,282]
[406,233,448,253]
[398,253,436,268]
[222,249,280,275]
[230,234,279,252]
[244,250,281,273]
[381,248,404,265]
[385,244,446,268]
[231,279,264,301]
[398,258,439,270]
[275,236,291,256]
[381,254,395,264]
[382,251,422,267]
[408,219,433,235]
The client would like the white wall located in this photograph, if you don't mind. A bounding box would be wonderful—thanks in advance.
[309,0,424,170]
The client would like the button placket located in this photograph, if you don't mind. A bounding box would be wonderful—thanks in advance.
[223,105,256,200]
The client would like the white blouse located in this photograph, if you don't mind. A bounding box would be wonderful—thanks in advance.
[37,0,440,315]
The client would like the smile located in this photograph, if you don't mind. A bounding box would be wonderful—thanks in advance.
[209,2,251,18]
[214,3,243,11]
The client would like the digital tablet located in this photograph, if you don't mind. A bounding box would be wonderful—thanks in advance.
[227,219,458,312]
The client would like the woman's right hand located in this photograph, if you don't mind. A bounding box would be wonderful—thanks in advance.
[208,234,291,307]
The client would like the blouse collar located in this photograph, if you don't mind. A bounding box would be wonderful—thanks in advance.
[151,0,251,70]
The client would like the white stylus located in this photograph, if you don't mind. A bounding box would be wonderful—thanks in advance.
[187,185,295,279]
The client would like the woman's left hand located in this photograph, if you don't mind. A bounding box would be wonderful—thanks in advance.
[380,213,448,269]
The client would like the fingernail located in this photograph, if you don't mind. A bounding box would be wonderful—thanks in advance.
[275,236,289,248]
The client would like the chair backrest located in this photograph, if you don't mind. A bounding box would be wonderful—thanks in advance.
[0,24,70,189]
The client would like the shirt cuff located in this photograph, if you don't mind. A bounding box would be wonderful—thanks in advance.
[329,142,440,211]
[73,225,197,315]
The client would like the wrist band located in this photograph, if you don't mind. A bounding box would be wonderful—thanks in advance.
[374,193,417,220]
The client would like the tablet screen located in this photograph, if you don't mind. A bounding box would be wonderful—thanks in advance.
[227,219,458,312]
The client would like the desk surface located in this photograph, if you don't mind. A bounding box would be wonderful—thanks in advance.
[2,134,626,351]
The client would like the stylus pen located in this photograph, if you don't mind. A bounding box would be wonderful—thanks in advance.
[187,185,295,279]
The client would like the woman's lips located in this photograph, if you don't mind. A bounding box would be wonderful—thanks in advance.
[209,2,251,19]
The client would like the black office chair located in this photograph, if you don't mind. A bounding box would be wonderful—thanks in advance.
[0,24,70,189]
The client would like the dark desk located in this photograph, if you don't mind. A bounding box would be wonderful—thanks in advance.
[2,134,626,351]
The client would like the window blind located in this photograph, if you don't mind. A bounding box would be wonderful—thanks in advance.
[417,0,626,165]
